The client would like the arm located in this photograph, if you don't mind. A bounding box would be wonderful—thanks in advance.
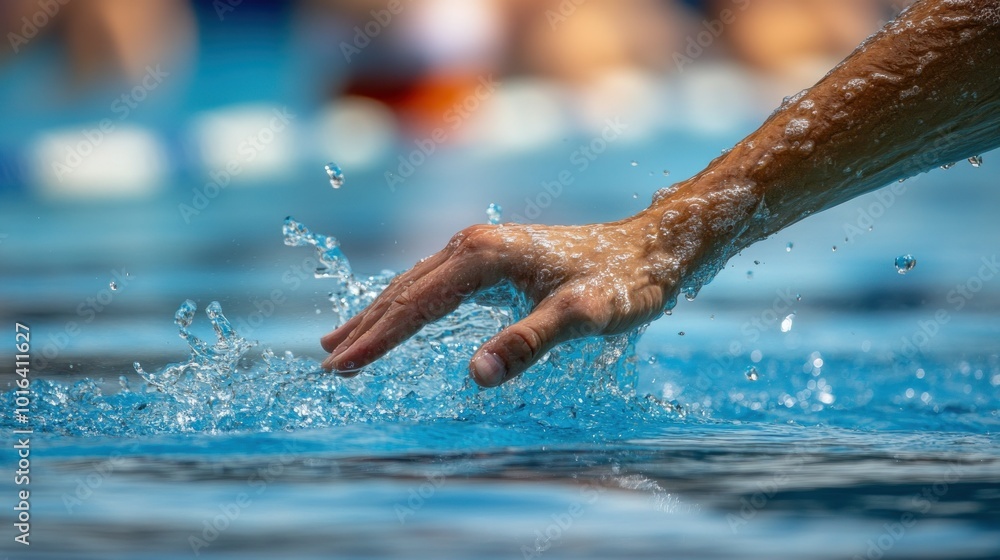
[321,0,1000,387]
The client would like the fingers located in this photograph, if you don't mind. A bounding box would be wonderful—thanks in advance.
[319,249,453,359]
[469,293,599,387]
[322,244,499,373]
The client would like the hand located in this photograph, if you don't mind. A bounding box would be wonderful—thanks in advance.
[320,209,697,387]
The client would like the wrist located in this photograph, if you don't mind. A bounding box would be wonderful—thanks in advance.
[640,169,765,300]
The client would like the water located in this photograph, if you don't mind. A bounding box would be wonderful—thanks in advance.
[895,254,917,274]
[486,203,503,225]
[3,220,999,559]
[325,162,345,189]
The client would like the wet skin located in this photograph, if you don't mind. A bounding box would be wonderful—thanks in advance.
[323,0,1000,387]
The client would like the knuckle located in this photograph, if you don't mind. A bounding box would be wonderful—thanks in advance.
[507,325,545,363]
[450,224,497,255]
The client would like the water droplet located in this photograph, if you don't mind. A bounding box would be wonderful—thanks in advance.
[786,242,793,253]
[746,270,753,279]
[780,313,795,333]
[968,155,983,168]
[174,299,197,329]
[662,170,671,177]
[109,281,118,291]
[940,162,956,170]
[647,356,657,365]
[709,314,715,320]
[325,162,344,189]
[678,331,685,336]
[796,294,802,301]
[632,192,639,199]
[832,246,838,252]
[745,366,759,381]
[683,287,697,301]
[753,260,760,265]
[894,254,916,274]
[630,160,639,167]
[486,203,503,225]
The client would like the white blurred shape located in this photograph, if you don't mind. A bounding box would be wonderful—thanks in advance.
[32,125,167,199]
[405,0,504,70]
[190,104,298,181]
[315,96,396,168]
[472,78,567,153]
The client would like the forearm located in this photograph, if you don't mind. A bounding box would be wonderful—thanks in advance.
[643,0,1000,288]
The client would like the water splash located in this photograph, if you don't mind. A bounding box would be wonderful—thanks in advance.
[895,254,917,275]
[325,162,345,189]
[486,203,503,225]
[20,218,675,436]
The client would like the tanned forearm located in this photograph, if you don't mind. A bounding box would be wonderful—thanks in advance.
[645,0,1000,295]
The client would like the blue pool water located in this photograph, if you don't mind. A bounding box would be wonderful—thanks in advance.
[4,211,999,559]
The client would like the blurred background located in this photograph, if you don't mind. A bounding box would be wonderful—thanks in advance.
[2,0,997,377]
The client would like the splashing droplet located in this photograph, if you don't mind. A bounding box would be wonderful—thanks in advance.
[109,281,118,291]
[325,162,344,189]
[630,160,639,167]
[780,313,795,333]
[796,293,802,301]
[786,242,793,253]
[895,254,917,274]
[678,331,685,336]
[968,155,983,168]
[632,192,639,199]
[174,299,197,329]
[832,246,838,252]
[746,270,753,279]
[662,170,670,177]
[745,366,759,381]
[940,162,956,170]
[486,203,503,225]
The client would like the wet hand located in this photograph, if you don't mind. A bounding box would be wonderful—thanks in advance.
[320,215,689,387]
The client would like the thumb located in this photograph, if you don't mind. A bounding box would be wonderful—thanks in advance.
[469,301,583,387]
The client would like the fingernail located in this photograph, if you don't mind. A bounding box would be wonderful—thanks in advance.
[472,353,506,387]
